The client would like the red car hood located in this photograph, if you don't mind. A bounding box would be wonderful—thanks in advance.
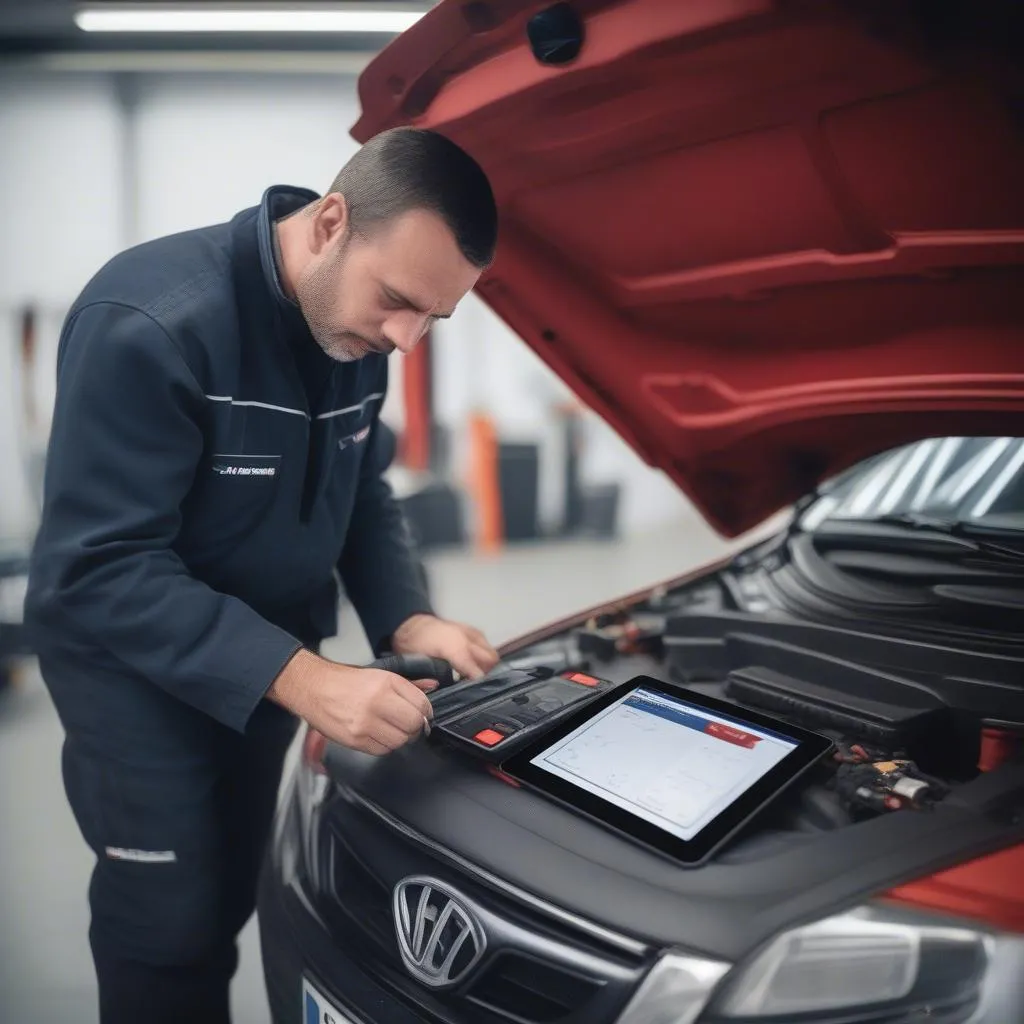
[352,0,1024,536]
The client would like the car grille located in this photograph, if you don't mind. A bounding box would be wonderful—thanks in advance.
[467,952,606,1023]
[316,797,647,1024]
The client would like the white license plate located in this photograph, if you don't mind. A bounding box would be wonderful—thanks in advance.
[302,977,360,1024]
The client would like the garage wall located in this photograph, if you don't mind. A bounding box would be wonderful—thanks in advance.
[0,70,124,537]
[0,67,692,541]
[131,73,361,240]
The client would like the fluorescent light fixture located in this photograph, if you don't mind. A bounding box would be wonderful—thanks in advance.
[18,51,375,73]
[75,5,425,34]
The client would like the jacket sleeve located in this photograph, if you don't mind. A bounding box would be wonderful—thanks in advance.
[26,302,302,731]
[337,378,434,655]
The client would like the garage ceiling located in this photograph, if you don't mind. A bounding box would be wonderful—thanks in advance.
[0,0,437,56]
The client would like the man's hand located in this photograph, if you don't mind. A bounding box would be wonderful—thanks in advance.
[391,613,499,681]
[268,649,433,756]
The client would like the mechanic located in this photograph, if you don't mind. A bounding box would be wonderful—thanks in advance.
[25,127,500,1024]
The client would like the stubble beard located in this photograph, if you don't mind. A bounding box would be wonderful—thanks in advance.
[296,239,373,363]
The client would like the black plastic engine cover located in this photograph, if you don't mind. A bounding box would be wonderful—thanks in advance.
[324,733,1024,963]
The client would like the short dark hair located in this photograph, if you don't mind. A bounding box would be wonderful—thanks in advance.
[327,127,497,268]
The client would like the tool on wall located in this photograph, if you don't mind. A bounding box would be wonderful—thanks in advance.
[13,304,52,516]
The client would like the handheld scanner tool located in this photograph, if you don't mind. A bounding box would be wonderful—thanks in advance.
[427,666,617,763]
[368,654,460,737]
[369,653,458,691]
[370,656,616,760]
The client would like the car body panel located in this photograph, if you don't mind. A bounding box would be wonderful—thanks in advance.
[321,691,1024,960]
[352,0,1024,535]
[884,843,1024,935]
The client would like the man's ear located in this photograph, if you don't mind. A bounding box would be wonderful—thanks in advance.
[309,193,349,254]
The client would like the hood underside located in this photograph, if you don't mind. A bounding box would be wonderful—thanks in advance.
[353,0,1024,535]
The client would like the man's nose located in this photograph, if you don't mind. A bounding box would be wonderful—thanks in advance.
[383,312,430,355]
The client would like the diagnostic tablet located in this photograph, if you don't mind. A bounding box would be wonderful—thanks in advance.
[501,676,834,866]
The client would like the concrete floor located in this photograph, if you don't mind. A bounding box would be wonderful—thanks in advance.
[0,516,746,1024]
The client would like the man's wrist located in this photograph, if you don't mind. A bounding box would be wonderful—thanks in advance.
[397,612,435,631]
[389,613,436,651]
[267,647,323,717]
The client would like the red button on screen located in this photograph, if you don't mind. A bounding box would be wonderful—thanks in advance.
[474,728,504,747]
[705,721,760,749]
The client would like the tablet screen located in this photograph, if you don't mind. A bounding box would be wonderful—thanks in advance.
[529,685,800,842]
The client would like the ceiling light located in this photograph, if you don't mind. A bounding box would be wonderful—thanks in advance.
[75,6,425,34]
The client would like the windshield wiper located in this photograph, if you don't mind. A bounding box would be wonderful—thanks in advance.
[872,512,967,533]
[826,512,1024,563]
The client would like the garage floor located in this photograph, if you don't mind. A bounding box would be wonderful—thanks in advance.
[0,516,746,1024]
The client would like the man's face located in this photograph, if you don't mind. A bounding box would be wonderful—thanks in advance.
[295,206,482,362]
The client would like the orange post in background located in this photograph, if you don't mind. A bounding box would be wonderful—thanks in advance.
[400,330,432,472]
[467,410,503,554]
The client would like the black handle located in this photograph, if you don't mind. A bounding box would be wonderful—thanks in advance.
[369,653,457,690]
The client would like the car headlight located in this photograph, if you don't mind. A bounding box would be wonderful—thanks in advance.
[614,903,1023,1024]
[704,903,1021,1024]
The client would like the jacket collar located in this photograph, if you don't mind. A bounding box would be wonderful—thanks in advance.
[255,184,322,317]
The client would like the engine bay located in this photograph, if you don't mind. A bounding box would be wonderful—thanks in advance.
[486,533,1024,849]
[318,525,1024,960]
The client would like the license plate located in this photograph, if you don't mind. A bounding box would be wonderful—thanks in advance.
[302,977,360,1024]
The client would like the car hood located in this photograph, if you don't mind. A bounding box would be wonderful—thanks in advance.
[352,0,1024,536]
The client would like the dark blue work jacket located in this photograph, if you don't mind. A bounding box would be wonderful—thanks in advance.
[26,186,431,733]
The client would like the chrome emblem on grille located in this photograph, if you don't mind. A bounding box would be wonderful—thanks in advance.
[392,876,486,988]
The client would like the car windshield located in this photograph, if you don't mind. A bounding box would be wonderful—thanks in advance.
[799,437,1024,534]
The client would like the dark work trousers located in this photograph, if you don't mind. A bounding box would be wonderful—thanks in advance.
[43,656,299,1024]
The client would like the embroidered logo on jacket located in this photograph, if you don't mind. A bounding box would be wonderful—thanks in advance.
[213,463,278,477]
[211,454,281,477]
[338,426,371,450]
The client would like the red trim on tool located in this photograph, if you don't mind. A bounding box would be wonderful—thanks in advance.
[487,765,521,787]
[474,728,505,747]
[564,672,600,687]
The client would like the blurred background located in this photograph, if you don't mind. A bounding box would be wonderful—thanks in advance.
[0,3,771,1021]
[0,1,704,556]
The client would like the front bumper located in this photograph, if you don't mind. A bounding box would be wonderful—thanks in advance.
[259,854,429,1024]
[260,740,1024,1024]
[258,762,651,1024]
